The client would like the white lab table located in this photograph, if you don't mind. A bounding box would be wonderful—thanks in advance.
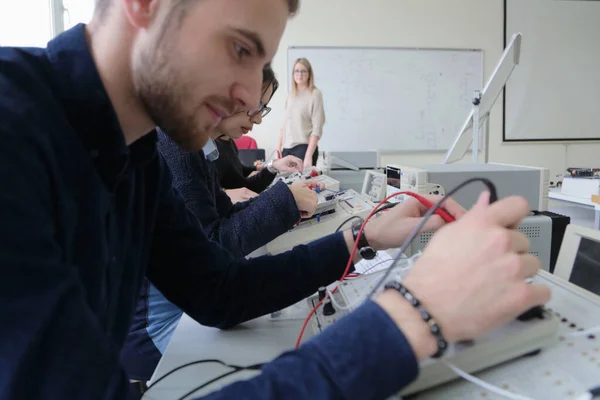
[549,188,600,229]
[144,271,600,400]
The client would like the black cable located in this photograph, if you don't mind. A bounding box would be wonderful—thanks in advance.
[175,369,249,400]
[144,359,263,397]
[367,178,497,298]
[375,203,396,213]
[334,215,363,232]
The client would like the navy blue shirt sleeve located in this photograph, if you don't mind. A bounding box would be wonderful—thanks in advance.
[240,160,256,177]
[194,301,419,400]
[205,181,301,257]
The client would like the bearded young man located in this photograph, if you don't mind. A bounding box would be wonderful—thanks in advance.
[0,0,550,399]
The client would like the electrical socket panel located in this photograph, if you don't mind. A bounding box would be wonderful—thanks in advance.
[361,170,387,203]
[306,271,560,397]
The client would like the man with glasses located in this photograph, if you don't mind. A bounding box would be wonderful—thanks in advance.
[214,67,303,195]
[121,67,323,384]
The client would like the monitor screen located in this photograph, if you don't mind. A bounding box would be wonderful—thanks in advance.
[386,166,401,189]
[570,236,600,296]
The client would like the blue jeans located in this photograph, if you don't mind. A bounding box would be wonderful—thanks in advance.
[121,279,183,381]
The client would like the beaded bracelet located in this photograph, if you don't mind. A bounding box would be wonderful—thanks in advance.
[384,280,448,358]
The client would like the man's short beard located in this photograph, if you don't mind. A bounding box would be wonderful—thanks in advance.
[129,0,214,151]
[132,24,210,151]
[136,71,209,151]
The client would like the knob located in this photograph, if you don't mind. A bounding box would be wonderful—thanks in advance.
[323,298,336,316]
[318,287,326,301]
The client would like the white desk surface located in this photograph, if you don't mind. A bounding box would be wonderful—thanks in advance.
[548,188,600,229]
[145,273,600,400]
[549,188,596,208]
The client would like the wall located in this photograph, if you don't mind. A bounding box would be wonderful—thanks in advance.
[505,0,600,143]
[250,0,599,178]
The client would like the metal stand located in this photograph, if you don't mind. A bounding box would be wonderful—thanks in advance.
[484,113,490,164]
[472,90,481,163]
[443,32,522,164]
[471,90,492,164]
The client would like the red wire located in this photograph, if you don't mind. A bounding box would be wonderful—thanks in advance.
[408,193,455,223]
[294,191,455,348]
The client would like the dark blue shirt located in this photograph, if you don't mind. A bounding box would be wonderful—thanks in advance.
[0,24,418,399]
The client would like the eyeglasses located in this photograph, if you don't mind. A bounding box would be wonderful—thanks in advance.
[247,103,271,118]
[294,69,309,74]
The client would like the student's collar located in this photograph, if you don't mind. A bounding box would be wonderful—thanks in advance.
[202,137,220,161]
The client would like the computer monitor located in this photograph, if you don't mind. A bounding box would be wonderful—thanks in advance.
[442,32,522,164]
[554,224,600,297]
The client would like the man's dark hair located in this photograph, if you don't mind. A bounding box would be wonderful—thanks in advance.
[262,65,279,101]
[95,0,299,21]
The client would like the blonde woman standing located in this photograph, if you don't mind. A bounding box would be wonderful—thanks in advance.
[277,58,326,170]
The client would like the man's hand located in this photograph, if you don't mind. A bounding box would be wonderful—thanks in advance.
[288,180,322,218]
[375,192,551,360]
[273,155,302,174]
[225,188,258,204]
[362,194,466,252]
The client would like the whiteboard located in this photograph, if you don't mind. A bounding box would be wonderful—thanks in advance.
[505,0,600,141]
[287,46,483,152]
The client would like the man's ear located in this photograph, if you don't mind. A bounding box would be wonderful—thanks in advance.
[122,0,161,28]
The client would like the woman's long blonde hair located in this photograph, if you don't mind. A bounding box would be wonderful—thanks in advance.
[291,58,315,96]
